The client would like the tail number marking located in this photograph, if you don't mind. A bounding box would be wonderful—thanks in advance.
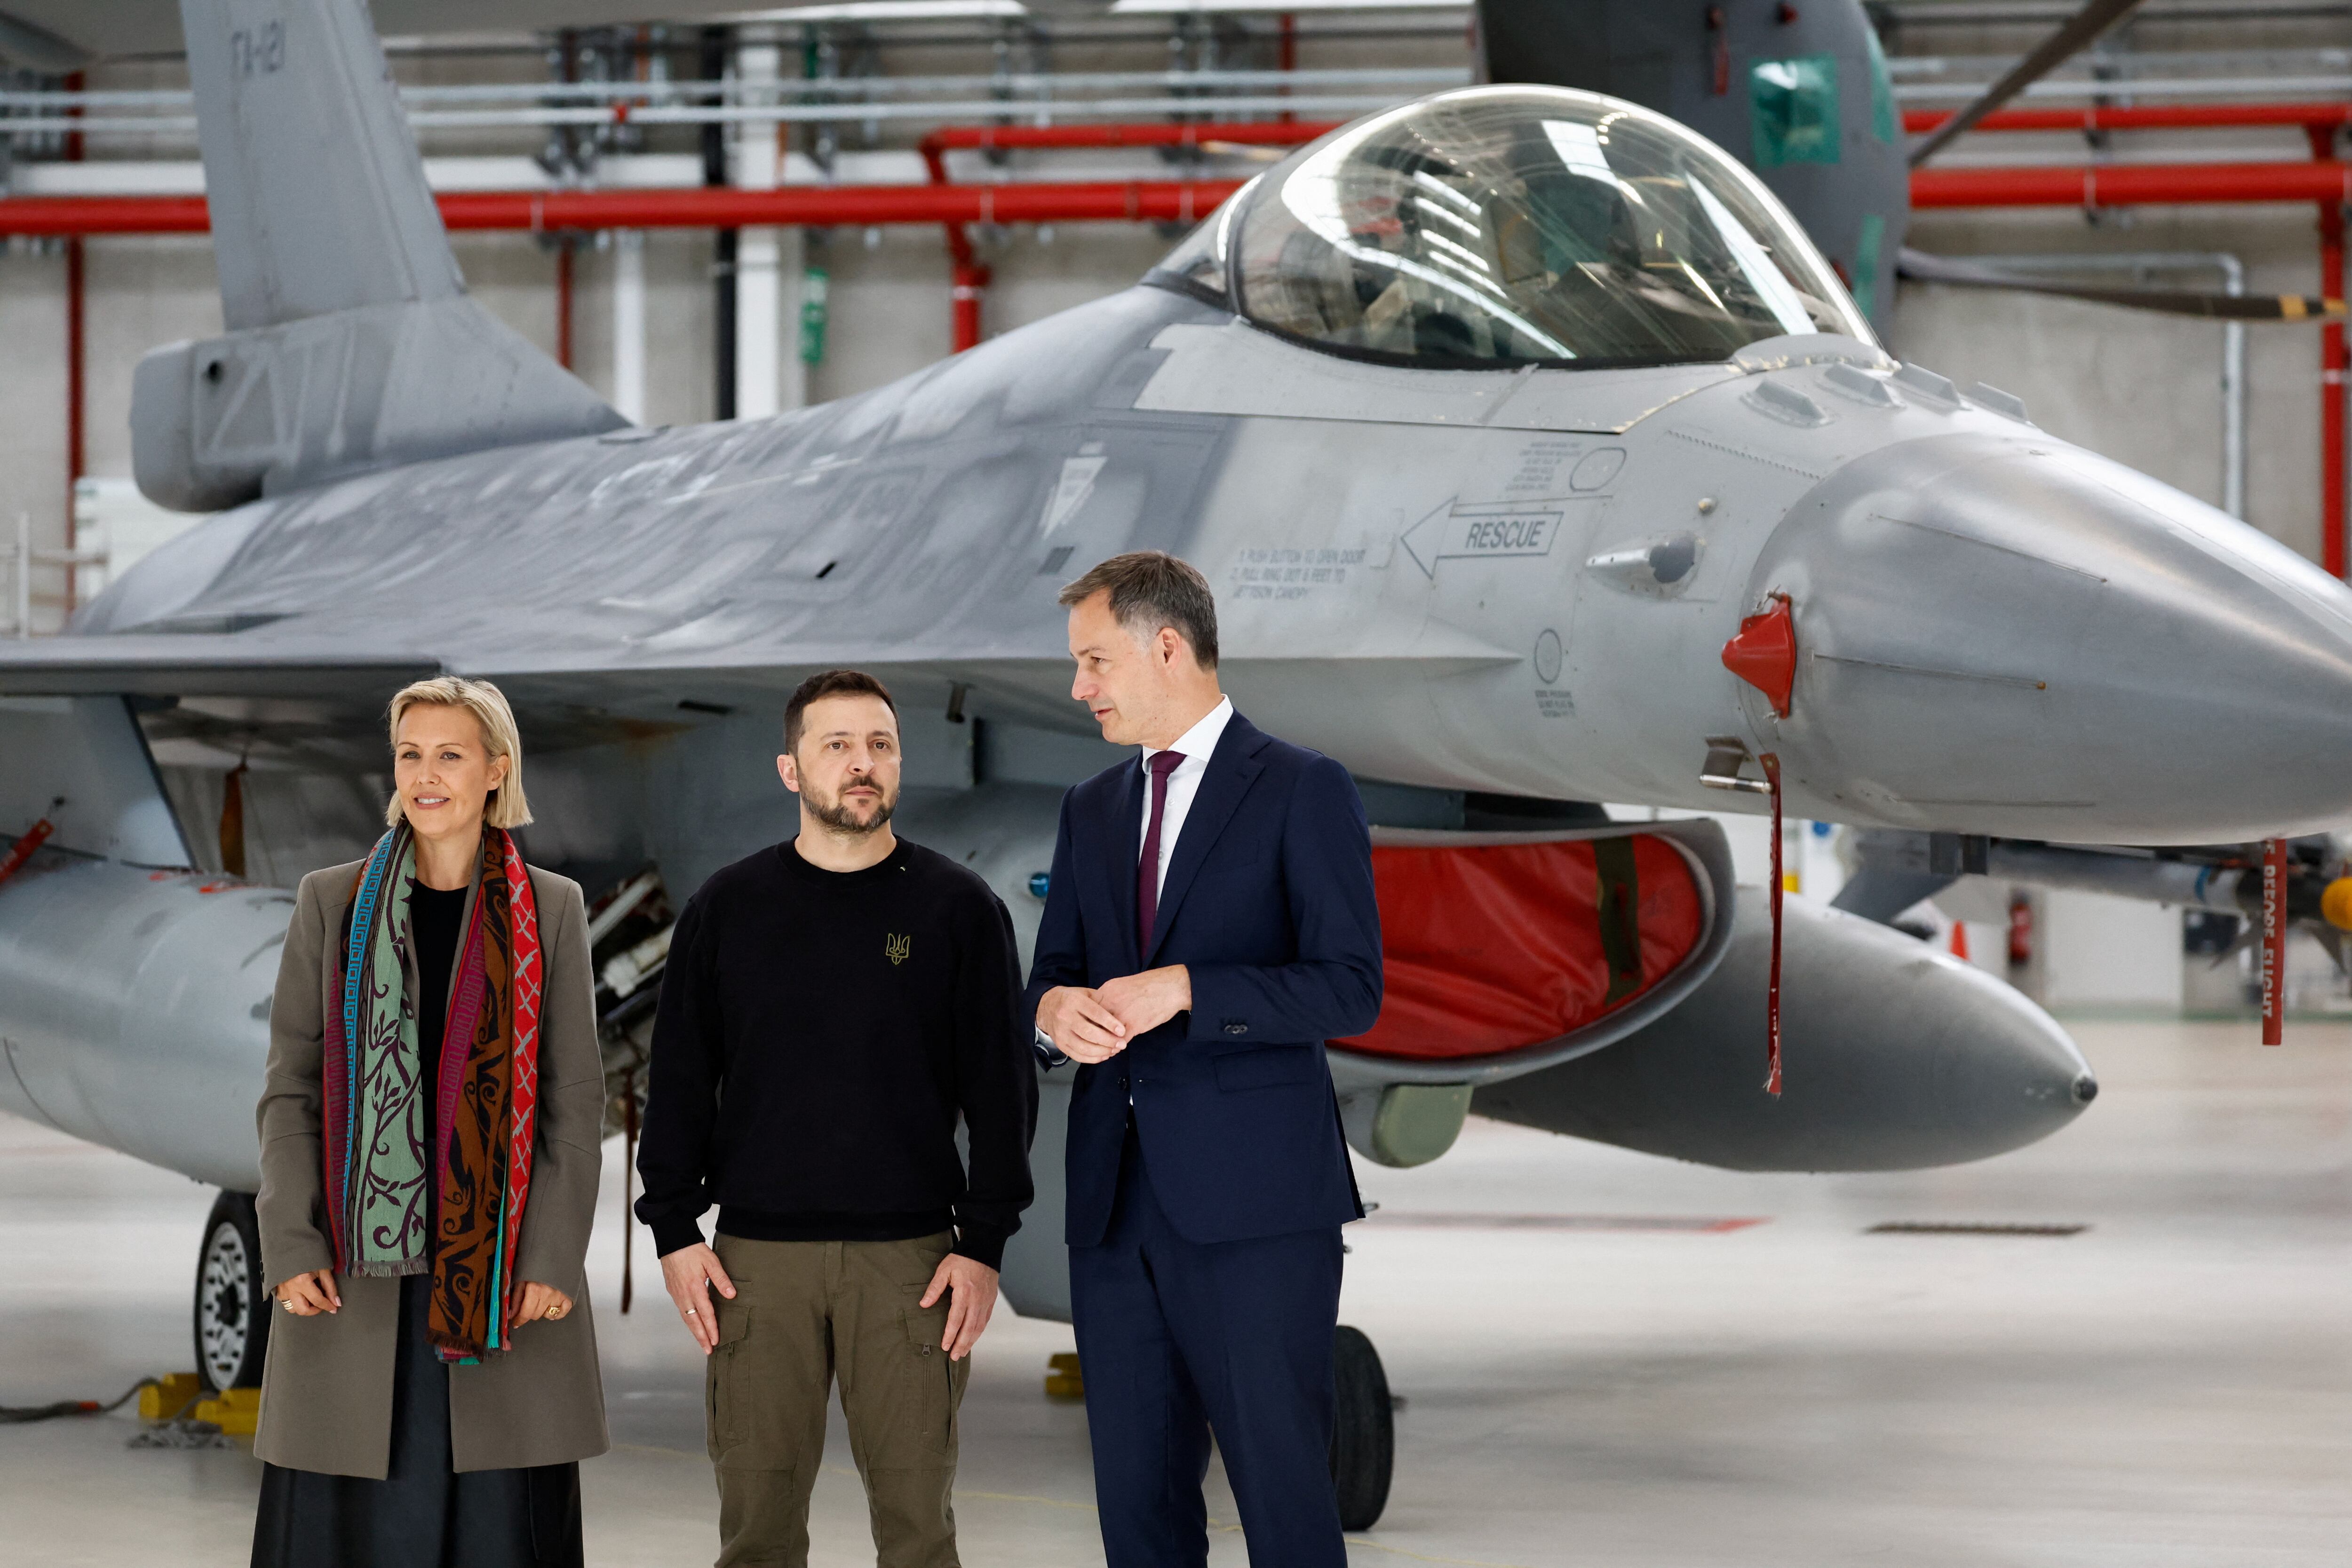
[230,22,285,79]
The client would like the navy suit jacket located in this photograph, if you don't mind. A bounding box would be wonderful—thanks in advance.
[1025,710,1382,1248]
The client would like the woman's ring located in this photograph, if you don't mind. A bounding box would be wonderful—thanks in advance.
[279,1299,295,1311]
[685,1308,697,1317]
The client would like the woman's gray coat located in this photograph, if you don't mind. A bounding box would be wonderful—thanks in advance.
[251,856,610,1478]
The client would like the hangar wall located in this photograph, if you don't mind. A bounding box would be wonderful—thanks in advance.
[1900,206,2330,562]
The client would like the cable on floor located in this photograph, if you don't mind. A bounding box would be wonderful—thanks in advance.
[0,1377,159,1425]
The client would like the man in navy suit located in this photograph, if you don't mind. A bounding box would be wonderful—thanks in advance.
[1028,551,1382,1568]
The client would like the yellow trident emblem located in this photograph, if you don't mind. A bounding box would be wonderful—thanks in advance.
[884,933,911,966]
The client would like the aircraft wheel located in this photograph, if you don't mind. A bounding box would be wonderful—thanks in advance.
[195,1190,270,1393]
[1329,1323,1394,1531]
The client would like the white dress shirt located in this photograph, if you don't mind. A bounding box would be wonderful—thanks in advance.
[1034,696,1234,1067]
[1138,695,1234,902]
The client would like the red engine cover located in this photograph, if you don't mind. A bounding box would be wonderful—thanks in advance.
[1334,835,1706,1062]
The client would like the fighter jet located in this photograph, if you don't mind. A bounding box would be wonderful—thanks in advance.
[8,0,2352,1527]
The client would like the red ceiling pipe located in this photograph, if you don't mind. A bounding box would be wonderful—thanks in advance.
[1905,102,2352,136]
[0,195,208,233]
[0,162,2331,239]
[12,163,2352,237]
[554,238,574,369]
[0,181,1254,236]
[461,180,1249,230]
[2314,127,2347,579]
[1911,159,2352,208]
[950,255,990,353]
[943,208,990,354]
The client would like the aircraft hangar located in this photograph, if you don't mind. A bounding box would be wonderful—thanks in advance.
[0,1,2348,1564]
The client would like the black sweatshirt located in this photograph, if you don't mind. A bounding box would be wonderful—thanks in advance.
[634,837,1036,1269]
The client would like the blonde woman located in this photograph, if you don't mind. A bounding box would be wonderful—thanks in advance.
[249,678,607,1568]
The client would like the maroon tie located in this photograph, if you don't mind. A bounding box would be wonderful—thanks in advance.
[1136,750,1187,953]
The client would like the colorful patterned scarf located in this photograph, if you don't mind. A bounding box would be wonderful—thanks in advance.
[321,823,543,1363]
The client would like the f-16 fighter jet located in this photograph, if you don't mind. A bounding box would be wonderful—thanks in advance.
[6,0,2352,1526]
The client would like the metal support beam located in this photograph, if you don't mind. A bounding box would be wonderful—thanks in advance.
[612,229,647,425]
[2315,127,2349,578]
[734,32,783,420]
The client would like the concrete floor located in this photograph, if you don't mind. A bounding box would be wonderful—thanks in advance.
[3,1017,2346,1567]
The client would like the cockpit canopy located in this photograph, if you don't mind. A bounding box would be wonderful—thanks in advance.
[1153,85,1873,369]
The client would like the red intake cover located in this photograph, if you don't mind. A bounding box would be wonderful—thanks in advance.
[1334,836,1704,1061]
[1722,594,1796,718]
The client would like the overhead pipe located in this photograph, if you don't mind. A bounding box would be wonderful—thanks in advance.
[10,159,2352,238]
[1909,159,2352,208]
[1904,101,2352,135]
[13,71,2350,122]
[21,76,2352,139]
[0,92,1428,139]
[0,66,1466,114]
[948,240,991,354]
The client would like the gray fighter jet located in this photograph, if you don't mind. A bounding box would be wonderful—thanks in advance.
[8,0,2352,1527]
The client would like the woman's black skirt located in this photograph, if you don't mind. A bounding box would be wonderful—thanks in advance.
[250,1275,584,1568]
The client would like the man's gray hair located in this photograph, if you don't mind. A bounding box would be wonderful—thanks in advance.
[1057,551,1220,669]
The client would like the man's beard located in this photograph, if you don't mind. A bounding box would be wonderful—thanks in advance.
[807,782,895,835]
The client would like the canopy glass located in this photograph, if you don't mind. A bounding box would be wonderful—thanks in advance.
[1155,86,1872,368]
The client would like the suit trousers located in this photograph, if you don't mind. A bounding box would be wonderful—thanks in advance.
[704,1233,969,1568]
[1068,1128,1348,1568]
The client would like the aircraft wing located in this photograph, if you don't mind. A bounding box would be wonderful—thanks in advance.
[0,633,437,699]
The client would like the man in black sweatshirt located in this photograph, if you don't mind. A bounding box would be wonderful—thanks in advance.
[636,668,1035,1568]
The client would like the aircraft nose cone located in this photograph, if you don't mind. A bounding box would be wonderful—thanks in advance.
[1748,432,2352,843]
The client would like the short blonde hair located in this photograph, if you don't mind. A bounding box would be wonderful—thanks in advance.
[384,676,533,829]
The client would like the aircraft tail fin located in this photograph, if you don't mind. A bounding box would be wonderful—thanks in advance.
[132,0,625,512]
[185,0,459,331]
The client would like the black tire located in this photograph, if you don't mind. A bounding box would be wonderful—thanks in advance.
[194,1190,270,1393]
[1329,1324,1394,1532]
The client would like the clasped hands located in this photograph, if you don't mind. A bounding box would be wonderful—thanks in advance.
[271,1269,573,1325]
[1036,965,1191,1064]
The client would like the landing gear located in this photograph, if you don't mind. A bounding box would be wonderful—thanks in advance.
[1330,1324,1394,1531]
[195,1190,270,1392]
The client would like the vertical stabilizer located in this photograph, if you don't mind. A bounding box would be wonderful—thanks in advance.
[186,0,462,329]
[132,0,626,512]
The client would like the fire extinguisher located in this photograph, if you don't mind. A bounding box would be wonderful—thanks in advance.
[2007,891,2034,974]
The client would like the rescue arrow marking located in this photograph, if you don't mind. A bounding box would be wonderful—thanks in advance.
[1401,497,1584,578]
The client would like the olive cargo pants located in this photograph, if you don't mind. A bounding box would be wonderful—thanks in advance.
[706,1232,970,1568]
